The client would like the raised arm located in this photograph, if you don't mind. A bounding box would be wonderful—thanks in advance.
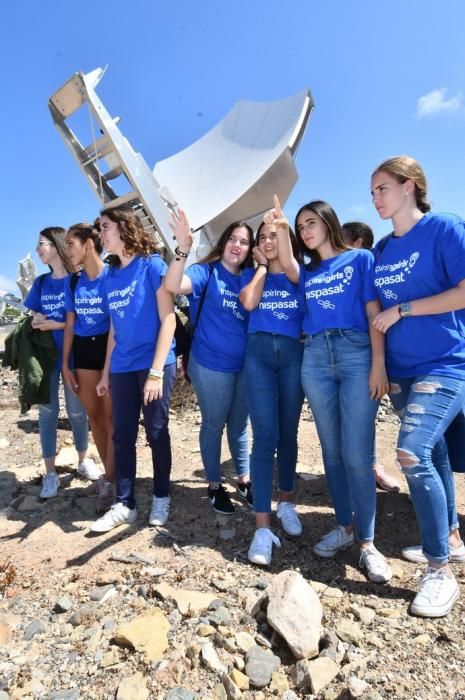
[239,248,268,311]
[164,208,194,295]
[270,194,300,283]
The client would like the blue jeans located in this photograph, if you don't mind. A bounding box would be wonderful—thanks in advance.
[445,408,465,473]
[111,364,176,509]
[39,365,89,458]
[187,354,249,483]
[301,330,378,542]
[389,375,465,564]
[245,333,304,514]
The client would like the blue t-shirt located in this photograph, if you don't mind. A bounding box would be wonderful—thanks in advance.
[241,269,303,340]
[373,212,465,379]
[64,267,110,337]
[186,261,248,372]
[104,255,176,373]
[24,273,67,367]
[301,248,377,335]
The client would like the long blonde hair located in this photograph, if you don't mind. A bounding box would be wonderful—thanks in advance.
[372,156,431,213]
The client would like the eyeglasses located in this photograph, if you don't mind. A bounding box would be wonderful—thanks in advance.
[36,240,53,248]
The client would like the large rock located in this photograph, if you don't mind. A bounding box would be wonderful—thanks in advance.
[154,582,219,616]
[266,570,322,659]
[245,645,280,689]
[116,672,149,700]
[115,608,169,662]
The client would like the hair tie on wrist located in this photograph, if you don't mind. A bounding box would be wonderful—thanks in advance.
[174,246,190,259]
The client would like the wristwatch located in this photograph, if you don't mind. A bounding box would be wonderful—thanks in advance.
[399,302,412,318]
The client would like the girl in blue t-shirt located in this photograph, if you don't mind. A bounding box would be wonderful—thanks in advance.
[371,155,465,617]
[62,223,115,513]
[275,195,392,583]
[24,227,98,500]
[239,199,304,567]
[90,205,177,534]
[165,209,254,515]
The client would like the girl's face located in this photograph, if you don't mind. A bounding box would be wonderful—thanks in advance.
[296,210,328,251]
[36,237,58,266]
[221,226,251,267]
[65,235,86,267]
[371,170,410,220]
[257,224,278,260]
[99,215,122,254]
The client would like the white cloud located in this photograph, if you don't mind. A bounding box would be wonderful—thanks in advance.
[416,88,463,117]
[0,274,18,293]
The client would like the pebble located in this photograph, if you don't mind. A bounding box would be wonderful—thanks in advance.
[54,596,73,614]
[88,585,116,603]
[245,645,280,689]
[23,619,46,640]
[165,689,196,700]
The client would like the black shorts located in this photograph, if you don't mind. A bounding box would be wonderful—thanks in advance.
[73,332,109,371]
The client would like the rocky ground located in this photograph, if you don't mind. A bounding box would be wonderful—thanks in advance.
[1,358,465,700]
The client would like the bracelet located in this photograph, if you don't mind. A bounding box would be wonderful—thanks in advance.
[148,368,164,379]
[257,263,268,270]
[174,246,190,259]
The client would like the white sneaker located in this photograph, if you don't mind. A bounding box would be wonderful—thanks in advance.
[248,528,281,566]
[149,496,171,526]
[77,457,102,481]
[90,502,137,533]
[40,472,60,499]
[402,542,465,564]
[276,502,302,536]
[410,567,460,617]
[313,525,354,558]
[359,545,392,583]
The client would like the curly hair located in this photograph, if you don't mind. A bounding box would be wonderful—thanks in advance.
[100,205,161,265]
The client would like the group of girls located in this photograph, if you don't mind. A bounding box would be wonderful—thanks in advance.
[26,153,465,620]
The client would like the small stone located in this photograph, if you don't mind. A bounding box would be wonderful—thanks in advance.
[54,596,73,613]
[208,607,231,627]
[197,624,215,637]
[0,438,9,449]
[140,566,167,577]
[353,607,375,625]
[100,647,121,667]
[221,672,242,700]
[23,619,46,640]
[230,669,249,690]
[336,620,363,645]
[0,623,11,645]
[378,607,401,618]
[154,583,219,616]
[412,633,431,645]
[17,495,42,512]
[307,658,340,695]
[46,690,80,700]
[88,585,116,603]
[116,671,149,700]
[348,675,369,697]
[219,529,235,541]
[269,671,289,694]
[201,642,226,673]
[234,632,255,653]
[213,684,227,700]
[245,645,280,689]
[68,604,100,627]
[165,688,196,700]
[243,589,265,616]
[115,609,169,662]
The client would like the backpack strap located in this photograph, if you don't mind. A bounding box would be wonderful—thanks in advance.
[191,264,213,337]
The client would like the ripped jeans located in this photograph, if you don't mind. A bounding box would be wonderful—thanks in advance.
[389,374,465,565]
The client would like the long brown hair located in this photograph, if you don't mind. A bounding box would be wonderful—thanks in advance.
[40,227,75,273]
[100,205,161,265]
[371,156,431,213]
[295,200,348,269]
[255,221,303,264]
[200,222,254,269]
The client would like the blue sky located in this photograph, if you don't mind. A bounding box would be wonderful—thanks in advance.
[1,0,465,293]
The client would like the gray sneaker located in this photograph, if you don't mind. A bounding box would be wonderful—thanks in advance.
[40,472,60,499]
[313,525,354,558]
